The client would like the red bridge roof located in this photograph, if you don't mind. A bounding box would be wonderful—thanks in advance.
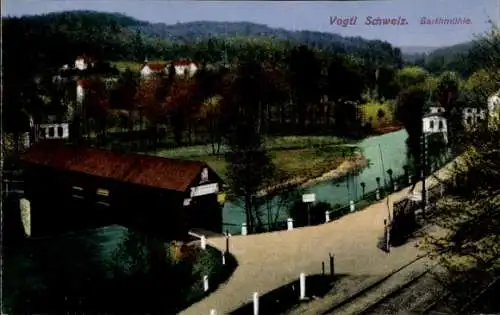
[22,142,217,192]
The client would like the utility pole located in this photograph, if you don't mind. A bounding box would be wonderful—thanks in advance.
[421,133,428,216]
[420,83,433,216]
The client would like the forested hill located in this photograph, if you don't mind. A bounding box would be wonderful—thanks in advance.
[404,41,476,75]
[4,10,403,73]
[135,20,392,53]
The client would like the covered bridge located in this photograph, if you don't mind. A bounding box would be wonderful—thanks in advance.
[20,142,224,239]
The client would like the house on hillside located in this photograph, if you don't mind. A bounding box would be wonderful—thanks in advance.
[422,111,448,143]
[20,143,225,238]
[426,105,486,130]
[36,120,70,142]
[170,59,199,77]
[423,112,447,133]
[140,61,168,77]
[139,59,199,78]
[488,90,500,126]
[75,55,96,71]
[462,107,486,128]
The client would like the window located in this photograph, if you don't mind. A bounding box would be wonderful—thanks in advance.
[72,186,84,199]
[96,188,110,207]
[57,126,64,137]
[96,188,109,196]
[438,120,444,130]
[429,120,434,129]
[48,127,55,138]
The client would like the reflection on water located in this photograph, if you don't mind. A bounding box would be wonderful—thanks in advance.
[2,216,212,314]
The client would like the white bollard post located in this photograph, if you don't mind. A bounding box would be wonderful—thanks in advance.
[253,292,259,315]
[299,272,306,300]
[287,218,294,231]
[349,200,355,212]
[241,222,248,236]
[210,309,217,315]
[408,175,412,185]
[203,275,209,292]
[376,189,380,200]
[325,210,330,223]
[201,235,207,250]
[222,251,226,265]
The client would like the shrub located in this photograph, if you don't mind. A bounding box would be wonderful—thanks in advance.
[377,108,386,119]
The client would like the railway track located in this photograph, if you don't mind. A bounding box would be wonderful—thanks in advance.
[356,263,446,315]
[321,254,439,315]
[354,257,500,315]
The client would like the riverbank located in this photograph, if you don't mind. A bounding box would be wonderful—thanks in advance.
[371,125,405,135]
[256,152,368,197]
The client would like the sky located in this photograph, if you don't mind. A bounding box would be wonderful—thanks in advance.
[4,0,499,47]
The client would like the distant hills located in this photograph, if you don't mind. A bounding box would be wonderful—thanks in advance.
[399,46,441,55]
[3,11,400,67]
[3,10,474,74]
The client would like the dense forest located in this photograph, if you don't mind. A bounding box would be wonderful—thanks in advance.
[404,41,480,76]
[4,10,404,70]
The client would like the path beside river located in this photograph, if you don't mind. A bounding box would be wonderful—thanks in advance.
[180,156,459,315]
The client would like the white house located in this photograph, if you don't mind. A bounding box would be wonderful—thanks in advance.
[74,55,95,71]
[423,112,448,133]
[488,90,500,125]
[422,112,448,143]
[140,62,167,77]
[462,107,486,127]
[38,123,69,140]
[170,59,199,77]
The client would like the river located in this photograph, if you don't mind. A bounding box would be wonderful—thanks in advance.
[222,129,409,234]
[3,130,409,312]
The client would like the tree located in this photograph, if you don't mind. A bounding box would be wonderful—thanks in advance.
[377,108,386,124]
[164,78,201,145]
[327,54,365,103]
[287,45,322,129]
[422,124,500,305]
[395,84,426,174]
[463,68,499,107]
[436,71,460,109]
[110,69,138,111]
[198,95,224,155]
[376,66,399,100]
[421,27,500,312]
[224,59,276,233]
[395,66,429,90]
[82,78,110,145]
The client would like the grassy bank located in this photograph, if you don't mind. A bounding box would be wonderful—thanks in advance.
[193,145,355,182]
[111,60,143,72]
[152,135,358,185]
